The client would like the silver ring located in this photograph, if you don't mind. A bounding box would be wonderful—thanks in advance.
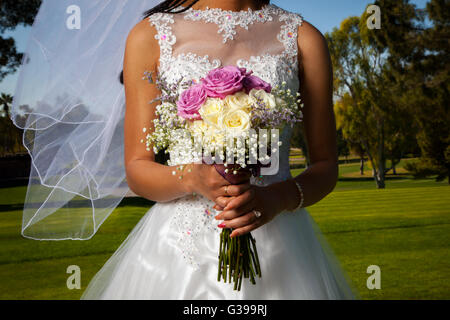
[253,210,262,218]
[224,185,229,195]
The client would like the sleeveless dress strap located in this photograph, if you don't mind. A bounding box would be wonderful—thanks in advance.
[148,13,177,71]
[277,11,304,65]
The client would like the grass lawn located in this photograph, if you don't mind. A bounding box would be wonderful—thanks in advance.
[0,160,449,299]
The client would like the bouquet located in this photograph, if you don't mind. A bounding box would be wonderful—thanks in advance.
[143,66,303,290]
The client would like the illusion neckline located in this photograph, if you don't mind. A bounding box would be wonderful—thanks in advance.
[179,3,273,15]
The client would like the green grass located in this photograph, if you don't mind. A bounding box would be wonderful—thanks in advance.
[0,160,449,299]
[311,186,450,299]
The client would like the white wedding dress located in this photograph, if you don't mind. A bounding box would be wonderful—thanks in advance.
[81,4,356,300]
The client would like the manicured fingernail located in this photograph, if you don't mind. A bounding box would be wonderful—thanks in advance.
[218,223,226,228]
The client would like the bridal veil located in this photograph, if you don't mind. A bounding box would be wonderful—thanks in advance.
[10,0,163,240]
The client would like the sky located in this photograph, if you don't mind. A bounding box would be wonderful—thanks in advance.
[0,0,429,96]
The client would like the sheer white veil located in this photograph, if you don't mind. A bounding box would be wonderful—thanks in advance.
[10,0,163,240]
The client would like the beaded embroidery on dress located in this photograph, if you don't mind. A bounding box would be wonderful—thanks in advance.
[81,4,356,300]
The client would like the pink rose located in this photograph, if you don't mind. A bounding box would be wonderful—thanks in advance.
[243,75,272,93]
[201,66,249,99]
[177,84,207,120]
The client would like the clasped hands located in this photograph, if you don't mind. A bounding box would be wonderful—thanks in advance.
[183,164,290,238]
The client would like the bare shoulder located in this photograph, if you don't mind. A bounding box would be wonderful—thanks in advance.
[123,18,160,85]
[124,18,159,73]
[297,20,326,42]
[296,20,331,72]
[126,19,158,49]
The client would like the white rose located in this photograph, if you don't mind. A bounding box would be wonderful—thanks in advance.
[249,89,277,109]
[218,108,251,135]
[206,130,226,146]
[188,120,225,146]
[187,119,208,135]
[224,91,255,112]
[198,98,226,128]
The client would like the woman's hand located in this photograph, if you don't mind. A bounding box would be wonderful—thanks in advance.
[213,180,301,238]
[183,164,251,202]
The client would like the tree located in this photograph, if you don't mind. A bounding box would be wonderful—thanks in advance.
[336,128,350,163]
[327,16,393,188]
[371,0,450,183]
[375,65,419,176]
[290,123,310,168]
[411,0,450,183]
[0,93,26,156]
[0,0,42,80]
[0,92,12,116]
[327,1,429,188]
[334,93,367,175]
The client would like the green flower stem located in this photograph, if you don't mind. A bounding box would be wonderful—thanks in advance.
[228,236,232,283]
[238,253,243,291]
[217,231,223,282]
[217,229,261,291]
[233,239,241,289]
[250,235,262,277]
[243,237,249,279]
[246,239,256,284]
[224,229,228,283]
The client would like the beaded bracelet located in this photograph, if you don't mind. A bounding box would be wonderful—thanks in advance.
[290,179,304,211]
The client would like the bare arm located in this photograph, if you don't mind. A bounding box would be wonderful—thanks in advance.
[123,21,187,202]
[124,21,247,203]
[289,20,339,207]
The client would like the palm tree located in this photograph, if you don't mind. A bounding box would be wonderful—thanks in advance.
[0,93,13,117]
[0,93,17,155]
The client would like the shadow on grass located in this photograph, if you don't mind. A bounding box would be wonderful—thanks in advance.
[118,197,154,207]
[1,173,431,214]
[338,175,410,182]
[0,178,28,189]
[0,197,154,213]
[0,203,24,212]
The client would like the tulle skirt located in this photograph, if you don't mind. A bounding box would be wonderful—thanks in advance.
[81,196,356,299]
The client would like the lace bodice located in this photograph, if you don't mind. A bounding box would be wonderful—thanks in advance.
[149,4,302,92]
[147,4,304,269]
[149,3,303,186]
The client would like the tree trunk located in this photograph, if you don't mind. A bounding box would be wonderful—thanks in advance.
[362,140,383,188]
[301,145,310,169]
[376,119,386,189]
[360,157,364,175]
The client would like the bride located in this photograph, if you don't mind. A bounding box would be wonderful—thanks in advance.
[13,0,356,299]
[81,0,355,299]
